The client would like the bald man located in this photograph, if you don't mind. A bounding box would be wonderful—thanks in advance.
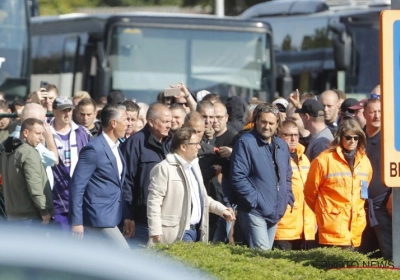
[120,103,172,247]
[370,84,381,99]
[212,103,236,185]
[10,103,59,189]
[319,90,340,135]
[211,102,237,242]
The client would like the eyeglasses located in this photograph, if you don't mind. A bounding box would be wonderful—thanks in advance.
[187,142,201,147]
[343,135,359,141]
[370,93,380,99]
[281,133,298,138]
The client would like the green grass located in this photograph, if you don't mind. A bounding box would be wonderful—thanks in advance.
[152,242,399,279]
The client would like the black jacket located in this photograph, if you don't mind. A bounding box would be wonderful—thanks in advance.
[120,124,171,222]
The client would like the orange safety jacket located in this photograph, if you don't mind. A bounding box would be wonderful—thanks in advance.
[275,144,316,241]
[304,146,372,247]
[242,122,254,131]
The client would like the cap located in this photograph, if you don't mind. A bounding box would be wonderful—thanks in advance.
[196,90,210,102]
[340,98,359,113]
[295,99,324,117]
[272,98,289,108]
[348,98,368,110]
[53,96,74,111]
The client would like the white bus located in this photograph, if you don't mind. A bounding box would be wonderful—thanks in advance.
[31,13,278,103]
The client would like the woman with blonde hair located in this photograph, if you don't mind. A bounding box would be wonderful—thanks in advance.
[304,118,372,250]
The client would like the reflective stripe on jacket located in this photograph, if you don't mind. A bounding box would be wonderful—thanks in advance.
[275,144,316,241]
[304,146,372,247]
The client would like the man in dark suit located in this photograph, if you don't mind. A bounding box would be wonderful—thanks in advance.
[69,104,130,249]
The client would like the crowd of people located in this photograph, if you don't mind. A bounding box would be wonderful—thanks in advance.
[0,83,392,261]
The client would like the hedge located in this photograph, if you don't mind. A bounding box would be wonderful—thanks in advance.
[152,242,399,279]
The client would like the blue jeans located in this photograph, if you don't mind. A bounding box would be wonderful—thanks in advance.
[130,222,149,249]
[238,211,277,250]
[212,217,227,243]
[182,229,198,242]
[213,204,237,243]
[374,207,393,260]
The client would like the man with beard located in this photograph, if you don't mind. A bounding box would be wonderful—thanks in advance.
[231,103,294,250]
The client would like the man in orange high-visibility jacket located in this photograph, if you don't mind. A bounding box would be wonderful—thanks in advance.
[274,120,316,250]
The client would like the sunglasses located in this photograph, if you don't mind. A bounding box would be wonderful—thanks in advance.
[343,135,359,141]
[175,102,188,106]
[370,93,380,99]
[260,106,280,115]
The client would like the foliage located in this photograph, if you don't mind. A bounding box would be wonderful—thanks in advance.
[37,0,100,15]
[152,242,399,279]
[37,0,262,15]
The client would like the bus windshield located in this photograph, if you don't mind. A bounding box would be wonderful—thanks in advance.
[108,25,271,103]
[0,0,30,99]
[344,21,380,96]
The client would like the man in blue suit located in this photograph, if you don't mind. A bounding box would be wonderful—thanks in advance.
[69,103,130,249]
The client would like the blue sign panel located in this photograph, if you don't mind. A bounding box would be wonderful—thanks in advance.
[395,21,400,151]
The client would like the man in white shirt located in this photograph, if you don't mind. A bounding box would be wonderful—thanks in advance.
[50,97,91,231]
[69,104,131,249]
[147,127,234,245]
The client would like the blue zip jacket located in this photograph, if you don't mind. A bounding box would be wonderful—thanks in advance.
[230,129,294,224]
[120,124,171,223]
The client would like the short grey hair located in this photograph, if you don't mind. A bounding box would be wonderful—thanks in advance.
[146,103,170,122]
[100,104,126,128]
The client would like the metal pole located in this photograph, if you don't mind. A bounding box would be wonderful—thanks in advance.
[215,0,224,17]
[391,0,400,268]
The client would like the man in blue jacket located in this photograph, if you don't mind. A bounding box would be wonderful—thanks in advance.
[120,103,172,246]
[69,104,130,249]
[230,103,294,250]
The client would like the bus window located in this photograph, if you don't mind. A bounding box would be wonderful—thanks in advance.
[108,26,269,103]
[63,37,79,73]
[0,0,30,99]
[61,37,80,96]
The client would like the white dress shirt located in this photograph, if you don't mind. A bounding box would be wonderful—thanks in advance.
[175,154,202,225]
[102,132,123,181]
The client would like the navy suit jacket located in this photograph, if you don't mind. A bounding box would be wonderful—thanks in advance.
[69,134,126,227]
